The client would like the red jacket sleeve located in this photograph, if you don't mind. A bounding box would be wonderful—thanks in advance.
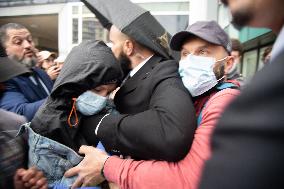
[103,89,240,189]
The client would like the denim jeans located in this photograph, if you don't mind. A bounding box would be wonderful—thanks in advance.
[18,123,83,189]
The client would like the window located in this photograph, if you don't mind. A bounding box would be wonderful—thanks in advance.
[217,3,231,28]
[82,17,107,41]
[72,18,78,44]
[242,50,258,79]
[136,1,189,35]
[154,15,188,35]
[137,2,189,12]
[72,5,78,14]
[71,1,189,45]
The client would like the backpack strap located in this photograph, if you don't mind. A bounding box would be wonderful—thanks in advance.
[216,82,239,90]
[197,82,239,126]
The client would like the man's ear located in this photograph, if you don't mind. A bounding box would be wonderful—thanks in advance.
[123,40,134,56]
[224,56,235,74]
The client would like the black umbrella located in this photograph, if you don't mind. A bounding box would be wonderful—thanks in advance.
[82,0,173,59]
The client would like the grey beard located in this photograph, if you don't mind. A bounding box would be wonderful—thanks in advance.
[9,54,36,69]
[21,57,37,69]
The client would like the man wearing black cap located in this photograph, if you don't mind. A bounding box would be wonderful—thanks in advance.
[0,23,53,121]
[64,21,240,189]
[0,43,47,189]
[79,0,196,162]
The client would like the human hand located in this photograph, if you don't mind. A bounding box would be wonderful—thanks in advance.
[14,167,48,189]
[56,62,64,70]
[64,145,110,189]
[46,65,61,80]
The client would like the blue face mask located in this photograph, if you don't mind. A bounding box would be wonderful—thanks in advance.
[76,91,107,116]
[179,54,227,97]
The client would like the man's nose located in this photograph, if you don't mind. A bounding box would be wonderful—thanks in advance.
[22,39,32,49]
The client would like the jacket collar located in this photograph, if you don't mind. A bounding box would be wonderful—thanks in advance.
[117,55,163,95]
[13,68,49,99]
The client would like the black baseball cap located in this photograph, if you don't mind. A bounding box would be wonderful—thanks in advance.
[0,43,29,82]
[170,21,232,53]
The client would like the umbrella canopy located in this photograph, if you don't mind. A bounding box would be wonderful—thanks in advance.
[82,0,173,59]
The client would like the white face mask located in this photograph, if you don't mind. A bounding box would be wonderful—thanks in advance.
[76,91,108,116]
[179,54,227,97]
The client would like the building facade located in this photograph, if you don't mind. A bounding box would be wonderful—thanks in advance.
[189,0,276,80]
[0,0,189,57]
[1,0,274,79]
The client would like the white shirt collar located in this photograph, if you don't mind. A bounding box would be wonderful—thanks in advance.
[271,24,284,62]
[129,55,154,77]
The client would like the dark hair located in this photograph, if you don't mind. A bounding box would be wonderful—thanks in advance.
[231,38,243,55]
[0,42,7,57]
[262,46,272,62]
[221,0,228,6]
[0,23,27,47]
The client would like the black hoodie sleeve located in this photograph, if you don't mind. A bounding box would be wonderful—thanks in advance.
[82,59,196,162]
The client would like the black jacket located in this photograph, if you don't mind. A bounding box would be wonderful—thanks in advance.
[82,55,196,161]
[31,40,123,150]
[199,48,284,188]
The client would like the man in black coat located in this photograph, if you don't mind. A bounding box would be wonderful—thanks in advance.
[80,0,196,162]
[199,0,284,189]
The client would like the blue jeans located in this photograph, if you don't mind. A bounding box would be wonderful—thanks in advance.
[18,123,83,188]
[18,123,106,189]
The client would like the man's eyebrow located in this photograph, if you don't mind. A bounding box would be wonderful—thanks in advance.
[11,36,23,40]
[11,34,31,40]
[196,45,210,50]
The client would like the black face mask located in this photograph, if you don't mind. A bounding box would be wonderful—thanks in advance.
[117,52,131,77]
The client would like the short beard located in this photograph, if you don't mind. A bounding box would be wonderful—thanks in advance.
[213,62,225,82]
[221,0,228,6]
[231,8,253,30]
[22,57,37,69]
[9,54,36,69]
[117,52,131,77]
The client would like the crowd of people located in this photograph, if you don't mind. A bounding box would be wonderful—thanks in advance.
[0,0,283,188]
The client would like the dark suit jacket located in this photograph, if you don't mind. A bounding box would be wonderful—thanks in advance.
[199,48,284,188]
[0,68,53,121]
[82,55,196,161]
